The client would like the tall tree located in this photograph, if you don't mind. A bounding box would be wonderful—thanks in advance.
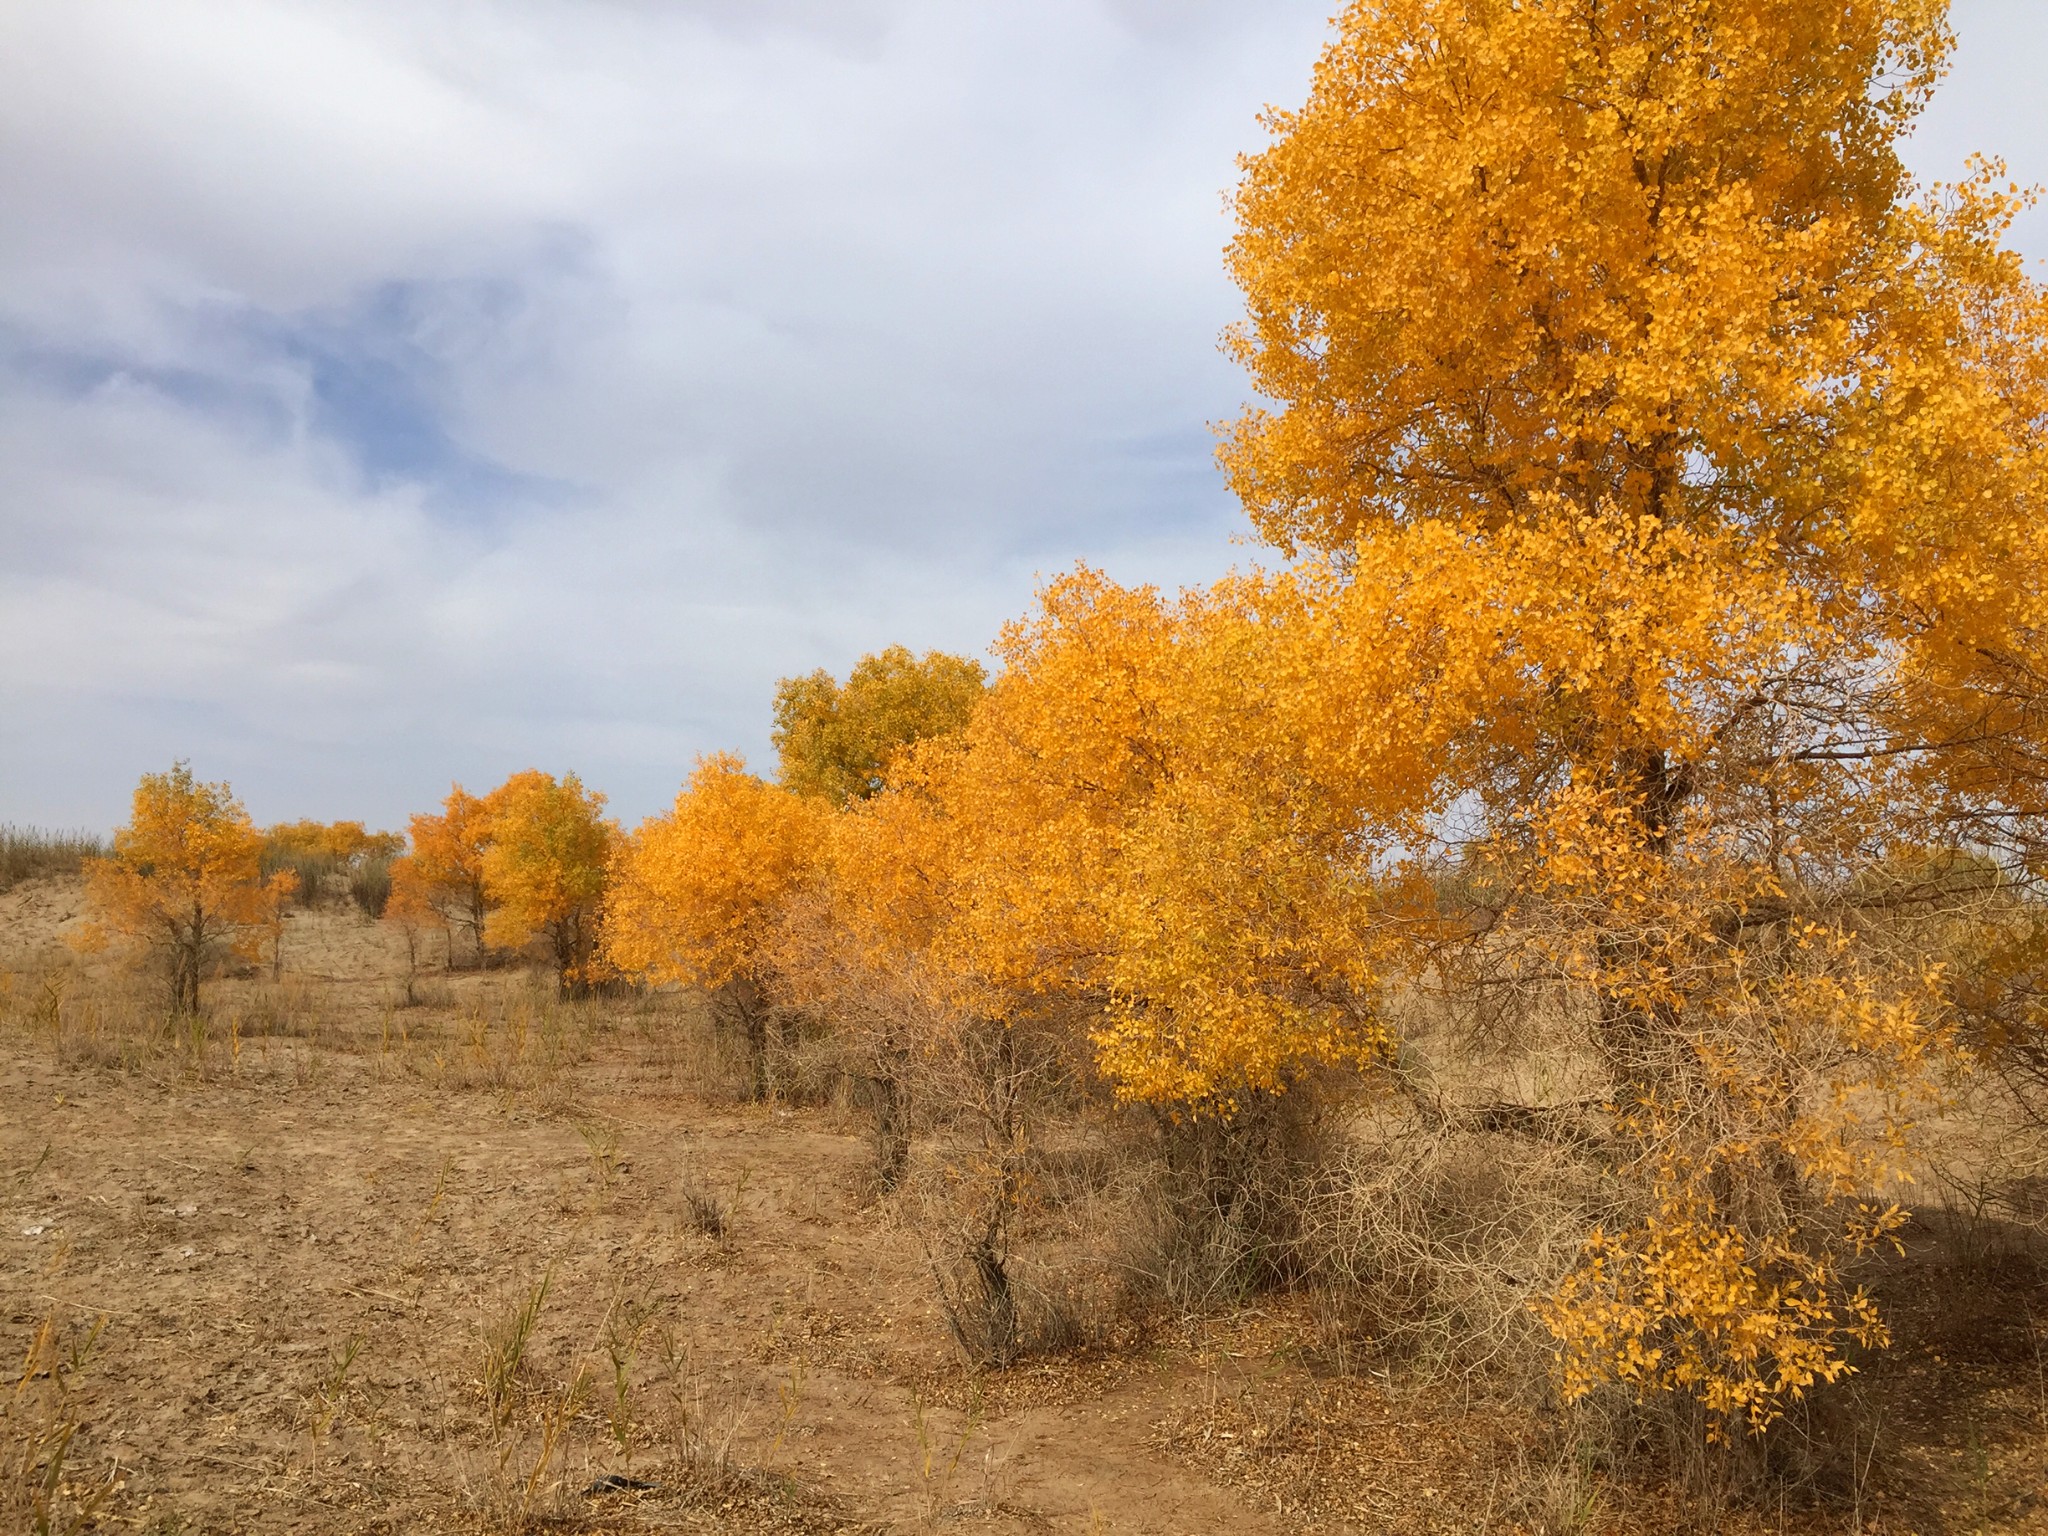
[1206,0,2047,1436]
[773,645,986,807]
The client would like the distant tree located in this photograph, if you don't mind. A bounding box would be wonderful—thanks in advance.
[392,786,495,967]
[264,820,404,861]
[772,645,986,807]
[479,770,616,997]
[382,874,438,1006]
[606,754,825,1098]
[85,763,294,1013]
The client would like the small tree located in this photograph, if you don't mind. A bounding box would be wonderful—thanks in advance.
[606,754,824,1098]
[85,763,292,1014]
[383,874,438,1006]
[479,770,616,998]
[399,786,494,967]
[772,645,986,807]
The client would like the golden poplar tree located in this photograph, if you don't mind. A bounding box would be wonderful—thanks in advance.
[1202,0,2047,1435]
[478,770,616,997]
[85,763,292,1013]
[389,786,495,967]
[605,754,825,1097]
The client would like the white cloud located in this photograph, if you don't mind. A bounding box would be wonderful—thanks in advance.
[2,0,2041,829]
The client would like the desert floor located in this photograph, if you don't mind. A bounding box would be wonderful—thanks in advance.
[3,874,2046,1534]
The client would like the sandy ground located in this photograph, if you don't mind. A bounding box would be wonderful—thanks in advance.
[3,873,2046,1534]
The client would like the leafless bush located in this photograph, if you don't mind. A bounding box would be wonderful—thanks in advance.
[1291,1108,1604,1390]
[1115,1086,1335,1318]
[903,1010,1087,1369]
[677,1169,730,1240]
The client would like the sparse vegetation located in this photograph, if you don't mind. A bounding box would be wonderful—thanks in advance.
[0,826,103,894]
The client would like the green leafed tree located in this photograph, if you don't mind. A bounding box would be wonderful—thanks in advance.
[772,645,987,808]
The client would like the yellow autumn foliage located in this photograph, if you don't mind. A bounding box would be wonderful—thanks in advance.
[1195,0,2047,1436]
[607,754,825,995]
[84,763,293,1014]
[478,770,616,996]
[544,0,2048,1446]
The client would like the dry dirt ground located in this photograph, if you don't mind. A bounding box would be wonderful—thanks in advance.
[3,873,2046,1535]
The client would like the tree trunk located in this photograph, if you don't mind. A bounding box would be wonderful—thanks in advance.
[719,978,771,1102]
[868,1061,910,1190]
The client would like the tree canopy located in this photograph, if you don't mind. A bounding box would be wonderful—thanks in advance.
[772,645,987,807]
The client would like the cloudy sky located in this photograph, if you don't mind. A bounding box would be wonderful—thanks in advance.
[4,1,2044,831]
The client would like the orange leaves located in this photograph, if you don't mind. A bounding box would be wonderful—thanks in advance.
[383,773,616,992]
[479,770,616,994]
[89,764,272,940]
[605,754,824,993]
[1205,0,2048,1438]
[265,819,403,862]
[85,763,283,1012]
[1219,0,2048,736]
[390,785,493,961]
[1543,1169,1896,1440]
[892,568,1401,1106]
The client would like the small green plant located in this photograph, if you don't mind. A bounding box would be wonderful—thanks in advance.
[15,1143,52,1192]
[518,1367,590,1524]
[601,1294,661,1465]
[768,1355,805,1468]
[911,1381,983,1527]
[412,1153,455,1244]
[4,1308,115,1536]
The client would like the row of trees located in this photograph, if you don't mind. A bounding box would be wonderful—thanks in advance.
[81,766,617,1006]
[77,643,983,1028]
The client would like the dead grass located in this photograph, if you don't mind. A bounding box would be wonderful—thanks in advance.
[0,827,104,895]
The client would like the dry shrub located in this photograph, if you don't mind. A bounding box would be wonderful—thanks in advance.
[1292,1109,1601,1387]
[901,1011,1090,1368]
[4,1306,118,1534]
[1114,1086,1336,1319]
[261,844,346,907]
[0,826,103,893]
[767,887,932,1187]
[432,995,599,1109]
[1,960,241,1076]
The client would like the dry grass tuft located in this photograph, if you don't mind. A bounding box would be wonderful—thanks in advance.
[0,827,103,895]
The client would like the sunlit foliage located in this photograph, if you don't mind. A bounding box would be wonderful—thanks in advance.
[83,763,294,1013]
[264,820,404,862]
[1201,0,2048,1435]
[606,754,825,1096]
[390,786,495,967]
[478,770,616,997]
